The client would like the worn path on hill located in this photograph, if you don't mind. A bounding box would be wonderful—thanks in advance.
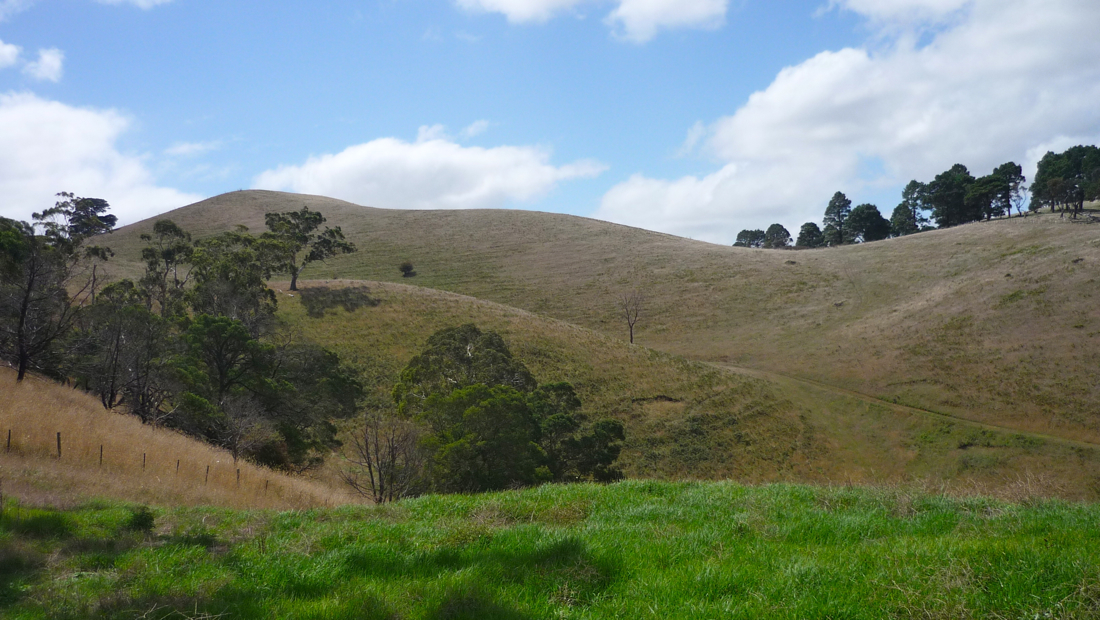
[713,362,1100,452]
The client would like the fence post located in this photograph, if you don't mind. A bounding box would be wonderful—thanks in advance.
[142,453,146,472]
[56,432,61,459]
[205,465,209,485]
[99,445,103,467]
[176,459,180,476]
[236,469,241,487]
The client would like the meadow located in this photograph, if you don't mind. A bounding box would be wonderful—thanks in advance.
[2,481,1100,619]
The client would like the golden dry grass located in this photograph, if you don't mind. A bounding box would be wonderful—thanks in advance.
[0,366,357,509]
[280,280,1100,500]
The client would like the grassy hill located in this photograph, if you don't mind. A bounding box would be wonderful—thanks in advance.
[100,191,1100,450]
[0,368,349,510]
[281,281,1100,500]
[3,481,1100,619]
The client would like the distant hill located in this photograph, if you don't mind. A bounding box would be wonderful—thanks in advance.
[102,191,1100,450]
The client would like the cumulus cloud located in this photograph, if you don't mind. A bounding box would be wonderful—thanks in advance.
[596,0,1100,242]
[0,0,35,22]
[456,0,727,42]
[23,48,63,82]
[461,119,491,138]
[253,132,607,210]
[0,92,200,226]
[164,140,222,157]
[0,39,19,68]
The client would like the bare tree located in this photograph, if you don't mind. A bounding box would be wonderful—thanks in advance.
[342,412,425,504]
[618,290,643,344]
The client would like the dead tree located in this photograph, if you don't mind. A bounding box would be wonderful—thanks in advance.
[618,290,643,344]
[341,412,424,504]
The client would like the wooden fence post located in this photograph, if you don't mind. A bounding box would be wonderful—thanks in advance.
[205,465,209,485]
[142,453,146,472]
[99,445,103,466]
[236,469,241,487]
[176,459,180,475]
[56,432,61,459]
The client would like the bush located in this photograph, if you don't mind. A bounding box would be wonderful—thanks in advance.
[125,505,156,533]
[399,261,416,278]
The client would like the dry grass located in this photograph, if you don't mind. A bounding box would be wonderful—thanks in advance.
[98,192,1100,449]
[0,366,357,509]
[280,280,1100,500]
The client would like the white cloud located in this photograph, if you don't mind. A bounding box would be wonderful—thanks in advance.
[606,0,726,42]
[253,133,607,210]
[461,119,491,138]
[23,48,63,82]
[95,0,173,8]
[595,0,1100,242]
[416,124,450,143]
[455,0,727,42]
[455,0,586,23]
[0,39,19,68]
[827,0,972,24]
[0,92,201,226]
[0,0,35,22]
[164,140,222,157]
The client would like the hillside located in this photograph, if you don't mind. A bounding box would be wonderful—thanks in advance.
[4,481,1100,619]
[0,368,349,510]
[282,281,1100,500]
[101,191,1100,451]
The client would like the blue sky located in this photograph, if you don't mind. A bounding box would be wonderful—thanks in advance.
[0,0,1098,243]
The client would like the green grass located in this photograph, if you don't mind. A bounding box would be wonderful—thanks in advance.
[3,481,1100,619]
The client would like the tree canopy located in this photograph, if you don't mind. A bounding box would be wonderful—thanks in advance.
[733,229,766,248]
[847,204,891,243]
[796,222,824,248]
[763,224,792,249]
[262,207,356,291]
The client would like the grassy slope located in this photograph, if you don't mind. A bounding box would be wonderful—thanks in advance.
[282,281,1100,500]
[100,191,1100,450]
[4,481,1100,619]
[0,368,350,510]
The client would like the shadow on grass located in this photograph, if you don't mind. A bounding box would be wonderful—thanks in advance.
[299,285,380,318]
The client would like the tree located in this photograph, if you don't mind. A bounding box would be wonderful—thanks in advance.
[393,323,536,418]
[262,207,356,291]
[823,192,852,245]
[733,229,765,248]
[342,411,425,504]
[964,174,1006,221]
[0,194,115,381]
[795,222,824,248]
[375,324,625,495]
[139,219,194,318]
[847,204,891,242]
[398,260,416,278]
[891,180,929,236]
[763,224,792,249]
[992,162,1027,217]
[927,164,977,227]
[189,228,277,335]
[618,290,643,344]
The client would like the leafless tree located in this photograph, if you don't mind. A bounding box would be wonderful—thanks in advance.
[618,290,643,344]
[342,412,425,504]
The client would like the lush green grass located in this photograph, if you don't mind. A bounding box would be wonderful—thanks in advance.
[3,481,1100,619]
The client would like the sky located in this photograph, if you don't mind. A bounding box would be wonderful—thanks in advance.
[0,0,1097,244]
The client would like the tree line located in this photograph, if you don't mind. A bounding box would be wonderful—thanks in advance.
[1,195,360,471]
[733,144,1098,249]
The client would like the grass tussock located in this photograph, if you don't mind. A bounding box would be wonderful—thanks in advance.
[3,481,1100,619]
[0,367,354,510]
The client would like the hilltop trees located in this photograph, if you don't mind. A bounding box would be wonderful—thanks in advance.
[347,324,624,499]
[733,229,765,248]
[1032,145,1100,216]
[262,207,356,291]
[823,192,852,245]
[763,224,792,248]
[796,222,824,248]
[847,204,891,242]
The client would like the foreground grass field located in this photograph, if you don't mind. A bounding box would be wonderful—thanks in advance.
[2,481,1099,619]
